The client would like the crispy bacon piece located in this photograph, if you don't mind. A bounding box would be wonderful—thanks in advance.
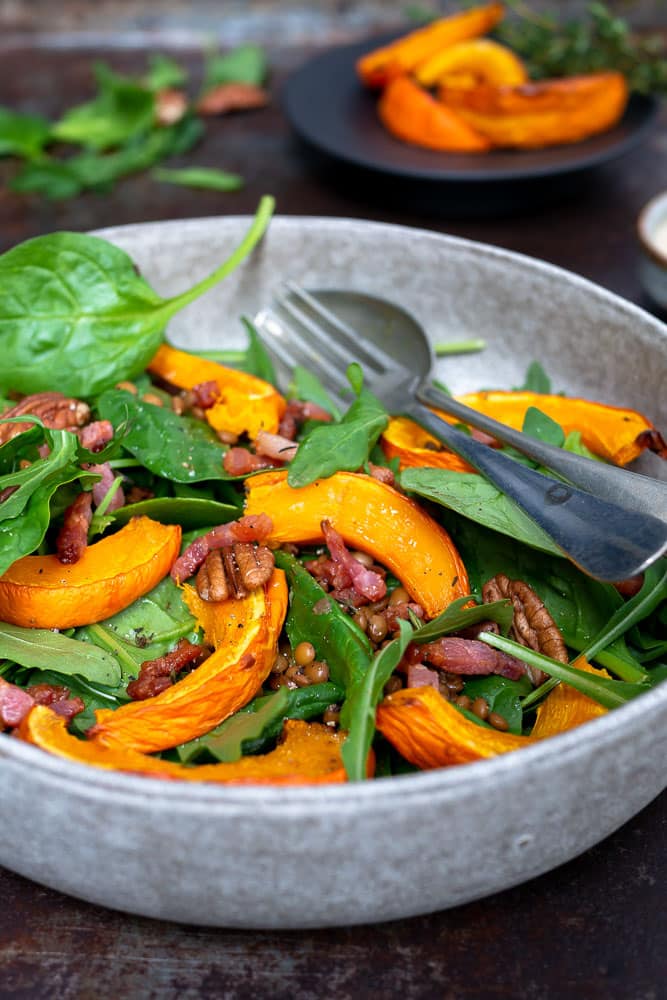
[321,520,387,602]
[171,513,274,583]
[420,637,525,680]
[385,601,424,632]
[0,678,34,729]
[407,663,440,690]
[278,399,332,439]
[87,462,125,511]
[192,380,220,410]
[26,683,84,721]
[126,639,211,701]
[56,491,93,564]
[77,419,114,452]
[222,447,274,476]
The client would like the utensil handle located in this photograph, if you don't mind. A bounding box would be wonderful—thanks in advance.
[417,383,667,523]
[405,400,667,582]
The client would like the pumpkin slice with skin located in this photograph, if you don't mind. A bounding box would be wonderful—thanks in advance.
[0,516,181,630]
[20,708,351,784]
[381,416,474,473]
[244,469,469,618]
[91,569,288,754]
[377,660,609,768]
[357,2,505,89]
[148,343,286,440]
[442,390,658,466]
[378,76,490,153]
[415,38,528,89]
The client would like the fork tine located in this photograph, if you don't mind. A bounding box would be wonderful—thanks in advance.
[274,292,367,375]
[283,282,404,374]
[254,308,351,400]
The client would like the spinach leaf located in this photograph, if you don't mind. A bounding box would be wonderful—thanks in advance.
[97,390,233,482]
[144,54,188,91]
[0,107,50,159]
[480,632,652,708]
[0,623,121,685]
[341,620,413,782]
[411,595,514,644]
[177,681,345,763]
[275,550,372,691]
[152,166,244,192]
[515,361,551,393]
[203,44,267,90]
[522,406,565,447]
[242,317,277,384]
[112,495,240,529]
[400,467,563,556]
[0,194,274,397]
[0,422,79,520]
[10,159,83,200]
[51,63,155,151]
[288,365,341,419]
[288,371,388,487]
[563,431,600,460]
[462,675,532,734]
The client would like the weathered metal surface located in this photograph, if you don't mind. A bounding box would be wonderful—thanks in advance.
[0,34,665,999]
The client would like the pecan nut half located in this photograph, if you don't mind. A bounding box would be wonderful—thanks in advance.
[482,573,568,686]
[196,543,275,602]
[0,392,90,446]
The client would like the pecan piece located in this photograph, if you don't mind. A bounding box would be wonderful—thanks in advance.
[155,88,188,126]
[0,392,90,446]
[482,573,568,686]
[196,543,275,602]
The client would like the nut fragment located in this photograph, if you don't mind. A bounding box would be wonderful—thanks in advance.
[482,573,568,685]
[196,543,275,602]
[155,88,188,126]
[0,392,90,446]
[195,82,269,116]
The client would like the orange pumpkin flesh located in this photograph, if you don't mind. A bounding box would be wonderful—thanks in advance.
[0,517,181,629]
[378,76,490,153]
[244,469,469,618]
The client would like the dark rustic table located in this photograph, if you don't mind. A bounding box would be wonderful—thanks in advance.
[0,42,665,1000]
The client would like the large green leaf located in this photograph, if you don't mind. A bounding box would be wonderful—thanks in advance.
[0,623,120,685]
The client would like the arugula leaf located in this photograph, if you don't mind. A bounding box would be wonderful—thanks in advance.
[515,360,551,393]
[522,406,565,447]
[480,632,651,709]
[152,166,244,192]
[97,390,234,482]
[144,54,188,91]
[411,595,514,644]
[112,495,240,529]
[0,623,121,685]
[563,430,600,460]
[400,467,563,556]
[288,370,388,487]
[582,561,667,664]
[275,550,372,691]
[51,63,155,151]
[241,317,277,384]
[0,107,50,159]
[463,674,532,734]
[0,194,274,397]
[288,366,341,420]
[341,620,413,782]
[203,44,267,90]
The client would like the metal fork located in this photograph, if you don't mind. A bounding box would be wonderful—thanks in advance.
[255,283,667,582]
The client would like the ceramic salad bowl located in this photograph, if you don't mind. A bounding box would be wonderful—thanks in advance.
[0,215,665,928]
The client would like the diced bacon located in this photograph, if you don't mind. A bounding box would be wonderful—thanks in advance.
[77,420,114,452]
[407,663,440,690]
[367,463,395,487]
[420,637,525,680]
[0,678,34,729]
[385,602,424,632]
[27,684,84,721]
[279,400,332,440]
[124,639,210,701]
[255,430,298,462]
[192,381,220,409]
[223,447,274,476]
[171,513,274,582]
[88,462,125,511]
[321,520,386,602]
[56,491,93,564]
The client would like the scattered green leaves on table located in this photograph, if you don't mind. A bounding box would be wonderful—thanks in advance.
[203,44,268,90]
[152,166,244,192]
[0,107,50,159]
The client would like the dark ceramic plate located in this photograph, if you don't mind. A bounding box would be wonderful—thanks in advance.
[283,36,659,185]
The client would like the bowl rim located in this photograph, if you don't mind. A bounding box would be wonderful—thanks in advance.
[638,189,667,268]
[1,212,666,808]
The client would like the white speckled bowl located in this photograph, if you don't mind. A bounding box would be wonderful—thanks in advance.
[0,216,665,928]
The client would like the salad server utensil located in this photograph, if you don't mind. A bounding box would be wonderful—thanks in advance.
[255,282,667,582]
